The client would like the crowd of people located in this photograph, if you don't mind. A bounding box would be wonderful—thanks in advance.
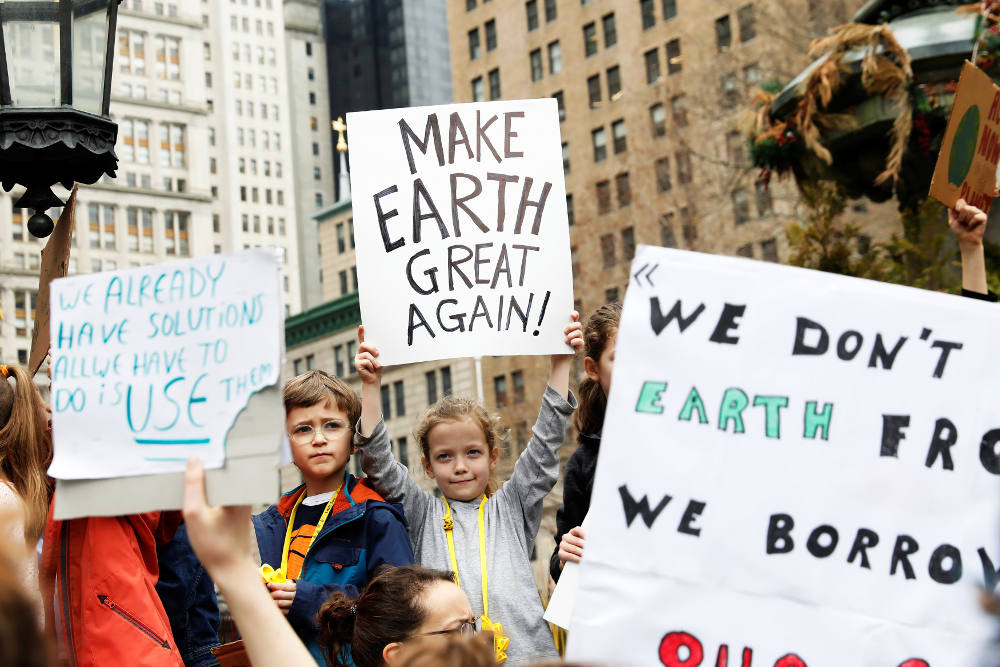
[0,198,995,666]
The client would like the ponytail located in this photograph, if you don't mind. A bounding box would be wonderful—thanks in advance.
[573,302,622,441]
[0,364,51,543]
[317,593,358,667]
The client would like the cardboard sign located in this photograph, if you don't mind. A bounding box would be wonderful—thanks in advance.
[29,186,77,376]
[567,246,1000,666]
[929,61,1000,210]
[347,99,574,365]
[48,249,282,480]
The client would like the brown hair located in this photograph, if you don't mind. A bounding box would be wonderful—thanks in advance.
[0,364,51,543]
[414,396,505,497]
[318,565,455,667]
[574,302,621,439]
[396,632,495,667]
[283,370,361,428]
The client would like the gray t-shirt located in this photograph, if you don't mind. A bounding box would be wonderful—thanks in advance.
[355,385,577,665]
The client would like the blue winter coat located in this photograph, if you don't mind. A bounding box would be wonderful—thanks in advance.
[252,474,414,664]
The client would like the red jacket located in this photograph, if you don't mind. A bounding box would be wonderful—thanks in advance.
[40,498,185,667]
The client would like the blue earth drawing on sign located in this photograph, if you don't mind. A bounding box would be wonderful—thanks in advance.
[949,105,980,186]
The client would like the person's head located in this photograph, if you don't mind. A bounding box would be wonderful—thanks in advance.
[283,371,361,492]
[395,632,495,667]
[318,565,474,667]
[414,396,504,502]
[575,303,621,438]
[0,364,51,543]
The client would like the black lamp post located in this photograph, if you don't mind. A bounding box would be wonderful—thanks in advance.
[0,0,121,238]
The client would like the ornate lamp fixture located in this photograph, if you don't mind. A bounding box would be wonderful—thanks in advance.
[0,0,121,238]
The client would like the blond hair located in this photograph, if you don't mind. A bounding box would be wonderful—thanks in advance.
[283,370,361,427]
[414,396,505,497]
[0,365,51,543]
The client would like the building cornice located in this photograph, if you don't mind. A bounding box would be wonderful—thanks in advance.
[312,197,353,222]
[119,8,204,30]
[285,292,360,349]
[85,182,214,203]
[285,21,322,35]
[110,95,210,117]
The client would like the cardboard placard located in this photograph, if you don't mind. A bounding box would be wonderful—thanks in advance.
[568,246,1000,666]
[346,99,575,365]
[929,61,1000,210]
[29,186,77,376]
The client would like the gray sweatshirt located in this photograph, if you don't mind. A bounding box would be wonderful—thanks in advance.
[355,385,577,665]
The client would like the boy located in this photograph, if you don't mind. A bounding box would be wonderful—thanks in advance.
[252,370,413,663]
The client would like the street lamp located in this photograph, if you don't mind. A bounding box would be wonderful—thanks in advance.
[0,0,122,238]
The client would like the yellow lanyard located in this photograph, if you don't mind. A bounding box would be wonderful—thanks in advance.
[261,481,343,583]
[443,497,510,663]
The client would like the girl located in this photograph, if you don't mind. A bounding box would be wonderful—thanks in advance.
[0,363,52,612]
[548,303,620,583]
[354,315,583,665]
[183,456,478,667]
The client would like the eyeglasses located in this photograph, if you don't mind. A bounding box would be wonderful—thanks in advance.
[288,420,352,445]
[411,619,478,639]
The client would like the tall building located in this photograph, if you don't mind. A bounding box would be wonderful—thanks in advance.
[0,0,334,366]
[322,0,454,199]
[446,0,895,589]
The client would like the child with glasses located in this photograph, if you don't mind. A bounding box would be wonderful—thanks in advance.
[252,370,414,663]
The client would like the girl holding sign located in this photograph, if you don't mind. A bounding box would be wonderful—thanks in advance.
[353,315,583,665]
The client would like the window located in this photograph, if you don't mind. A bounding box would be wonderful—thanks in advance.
[381,385,392,419]
[554,91,566,121]
[396,437,409,468]
[494,375,508,408]
[606,65,621,99]
[530,49,543,82]
[605,287,619,303]
[716,15,731,53]
[488,68,501,99]
[615,172,631,207]
[305,42,313,56]
[512,370,525,404]
[676,150,692,184]
[466,0,476,9]
[544,0,557,21]
[660,213,677,247]
[332,345,345,378]
[164,211,189,256]
[591,127,607,162]
[602,13,617,47]
[469,28,481,60]
[309,92,316,104]
[526,0,538,30]
[727,130,744,166]
[426,370,438,404]
[596,180,611,215]
[681,207,697,246]
[587,74,601,108]
[761,238,778,262]
[472,76,485,101]
[641,0,655,29]
[666,38,682,74]
[485,19,497,50]
[737,243,754,258]
[394,380,405,417]
[339,270,349,295]
[441,366,452,396]
[600,233,615,267]
[721,73,740,108]
[622,227,636,260]
[159,123,185,168]
[154,35,181,80]
[671,94,688,126]
[583,23,597,57]
[732,188,751,224]
[755,178,773,216]
[548,41,562,74]
[655,157,671,192]
[650,103,666,136]
[738,4,756,42]
[304,354,315,371]
[562,142,570,172]
[663,0,677,20]
[644,48,660,84]
[612,119,626,153]
[514,422,529,456]
[566,193,574,225]
[120,119,150,164]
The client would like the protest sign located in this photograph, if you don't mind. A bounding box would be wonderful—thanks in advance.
[48,249,282,480]
[29,186,77,376]
[567,246,1000,666]
[346,99,574,365]
[929,61,1000,210]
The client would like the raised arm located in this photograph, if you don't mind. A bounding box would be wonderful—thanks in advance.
[353,326,432,527]
[183,458,315,667]
[950,198,990,295]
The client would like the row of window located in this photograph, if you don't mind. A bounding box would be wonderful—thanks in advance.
[125,0,179,16]
[228,0,277,9]
[239,213,288,236]
[377,367,453,420]
[640,0,678,28]
[591,119,626,162]
[119,119,185,168]
[494,369,525,408]
[525,0,558,29]
[235,127,282,151]
[586,66,621,108]
[471,69,501,102]
[334,220,356,255]
[232,72,280,95]
[236,157,284,178]
[117,83,182,105]
[238,186,285,206]
[231,42,278,67]
[468,20,497,60]
[7,290,36,338]
[529,41,562,81]
[732,182,774,225]
[736,238,780,262]
[118,31,180,81]
[597,226,637,270]
[715,6,757,52]
[228,14,276,37]
[583,13,617,56]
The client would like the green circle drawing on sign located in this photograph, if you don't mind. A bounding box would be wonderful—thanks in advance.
[949,105,980,186]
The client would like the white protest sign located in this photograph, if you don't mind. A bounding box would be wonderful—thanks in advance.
[48,249,282,480]
[567,246,1000,667]
[347,99,574,365]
